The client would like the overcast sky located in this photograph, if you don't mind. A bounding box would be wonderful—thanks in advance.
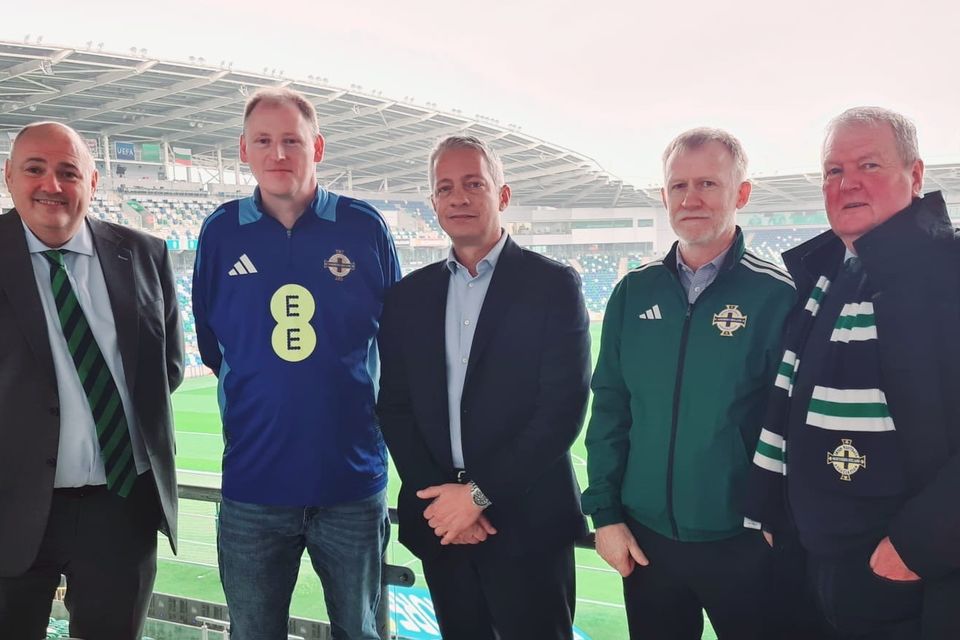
[6,0,960,186]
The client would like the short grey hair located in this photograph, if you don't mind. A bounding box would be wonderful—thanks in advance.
[662,127,748,182]
[824,106,920,166]
[428,135,505,191]
[243,87,319,135]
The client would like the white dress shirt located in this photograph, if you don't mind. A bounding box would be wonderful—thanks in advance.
[23,219,149,487]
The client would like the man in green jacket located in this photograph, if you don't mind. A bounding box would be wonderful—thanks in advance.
[583,128,796,639]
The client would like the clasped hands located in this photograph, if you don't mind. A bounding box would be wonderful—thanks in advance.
[417,483,497,546]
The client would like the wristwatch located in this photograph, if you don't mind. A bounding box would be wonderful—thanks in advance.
[468,480,491,509]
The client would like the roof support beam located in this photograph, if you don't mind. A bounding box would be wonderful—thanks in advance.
[0,49,73,83]
[103,95,238,137]
[324,111,439,143]
[562,180,605,206]
[521,172,601,200]
[317,100,395,127]
[1,60,156,114]
[157,83,340,145]
[508,164,583,183]
[66,70,229,124]
[106,80,297,139]
[318,123,469,170]
[610,183,624,207]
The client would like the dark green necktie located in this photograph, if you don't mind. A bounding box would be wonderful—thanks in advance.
[43,249,137,498]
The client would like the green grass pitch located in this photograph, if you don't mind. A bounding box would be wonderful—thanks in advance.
[159,323,719,639]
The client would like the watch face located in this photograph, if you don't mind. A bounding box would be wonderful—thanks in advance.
[471,485,490,507]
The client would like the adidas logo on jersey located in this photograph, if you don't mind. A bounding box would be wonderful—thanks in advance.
[228,254,258,276]
[638,304,662,320]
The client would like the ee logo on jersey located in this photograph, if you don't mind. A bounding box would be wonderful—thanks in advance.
[270,284,317,362]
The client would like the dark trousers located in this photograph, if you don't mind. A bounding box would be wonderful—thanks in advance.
[0,472,161,640]
[421,542,575,640]
[623,519,773,640]
[808,548,923,640]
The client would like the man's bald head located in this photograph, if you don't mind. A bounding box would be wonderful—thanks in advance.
[11,122,96,173]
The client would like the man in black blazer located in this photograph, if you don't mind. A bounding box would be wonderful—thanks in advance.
[377,135,591,639]
[0,122,183,639]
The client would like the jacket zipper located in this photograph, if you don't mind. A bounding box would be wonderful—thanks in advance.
[666,302,693,539]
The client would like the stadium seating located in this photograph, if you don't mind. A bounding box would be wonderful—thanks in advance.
[176,274,204,368]
[742,211,828,227]
[89,195,133,226]
[743,227,827,267]
[578,254,620,312]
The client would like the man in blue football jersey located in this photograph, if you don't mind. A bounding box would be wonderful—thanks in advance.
[193,87,400,640]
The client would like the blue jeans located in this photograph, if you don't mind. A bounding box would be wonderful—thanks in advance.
[217,490,388,640]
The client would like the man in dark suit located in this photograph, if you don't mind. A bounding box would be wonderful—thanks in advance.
[377,135,591,639]
[0,122,183,640]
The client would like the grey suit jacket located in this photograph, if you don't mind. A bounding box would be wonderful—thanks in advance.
[0,210,184,576]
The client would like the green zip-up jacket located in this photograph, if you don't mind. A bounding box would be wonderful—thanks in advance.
[582,231,796,541]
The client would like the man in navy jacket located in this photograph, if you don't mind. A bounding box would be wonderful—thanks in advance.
[377,135,591,640]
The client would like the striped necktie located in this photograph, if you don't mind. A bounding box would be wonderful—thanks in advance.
[43,249,137,497]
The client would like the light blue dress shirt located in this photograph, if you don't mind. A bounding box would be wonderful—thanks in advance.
[445,230,509,469]
[23,219,148,488]
[676,244,732,304]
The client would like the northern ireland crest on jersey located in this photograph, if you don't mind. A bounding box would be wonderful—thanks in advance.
[827,439,866,481]
[712,305,747,336]
[324,250,355,281]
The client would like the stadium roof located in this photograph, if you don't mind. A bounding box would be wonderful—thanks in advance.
[0,39,662,208]
[4,40,958,212]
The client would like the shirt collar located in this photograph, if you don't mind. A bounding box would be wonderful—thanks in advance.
[445,229,509,275]
[22,217,94,256]
[244,185,335,225]
[676,243,730,275]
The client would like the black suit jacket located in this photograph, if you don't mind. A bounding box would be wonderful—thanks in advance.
[377,237,591,560]
[0,210,184,576]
